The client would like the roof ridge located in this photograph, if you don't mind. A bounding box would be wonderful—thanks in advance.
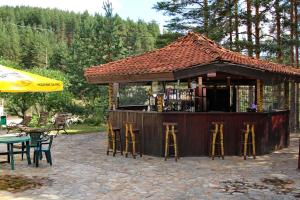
[189,32,222,60]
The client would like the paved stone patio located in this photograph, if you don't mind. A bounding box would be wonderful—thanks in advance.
[0,132,299,200]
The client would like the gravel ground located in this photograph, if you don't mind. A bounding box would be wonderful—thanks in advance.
[0,132,299,200]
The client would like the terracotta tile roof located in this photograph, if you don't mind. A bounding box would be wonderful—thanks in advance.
[85,32,300,83]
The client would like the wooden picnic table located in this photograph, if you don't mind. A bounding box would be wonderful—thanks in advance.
[0,135,31,170]
[19,127,52,134]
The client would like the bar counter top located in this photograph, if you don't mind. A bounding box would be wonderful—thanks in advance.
[111,109,289,115]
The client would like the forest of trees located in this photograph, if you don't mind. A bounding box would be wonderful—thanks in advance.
[0,3,164,124]
[0,1,299,128]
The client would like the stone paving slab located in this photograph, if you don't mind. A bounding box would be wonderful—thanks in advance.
[0,132,299,200]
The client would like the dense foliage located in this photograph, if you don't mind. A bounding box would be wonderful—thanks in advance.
[0,3,167,124]
[154,0,299,64]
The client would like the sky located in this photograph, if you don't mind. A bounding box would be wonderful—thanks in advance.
[0,0,170,32]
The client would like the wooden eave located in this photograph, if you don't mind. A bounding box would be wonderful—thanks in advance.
[86,72,174,84]
[85,61,300,84]
[173,62,299,83]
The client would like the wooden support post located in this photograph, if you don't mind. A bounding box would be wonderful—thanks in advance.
[198,77,203,111]
[108,83,114,110]
[284,82,290,110]
[236,86,240,112]
[108,83,119,110]
[113,83,119,109]
[227,77,231,111]
[256,79,263,112]
[290,82,296,132]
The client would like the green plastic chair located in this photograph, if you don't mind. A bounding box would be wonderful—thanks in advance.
[33,135,54,167]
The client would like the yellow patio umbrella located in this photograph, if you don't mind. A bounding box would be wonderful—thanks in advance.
[0,65,63,92]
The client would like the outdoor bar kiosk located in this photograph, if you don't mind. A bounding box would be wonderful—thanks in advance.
[85,32,300,157]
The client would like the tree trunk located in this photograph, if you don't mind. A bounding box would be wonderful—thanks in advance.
[234,0,240,110]
[294,0,299,130]
[276,0,283,62]
[234,0,239,51]
[291,0,295,66]
[246,0,253,57]
[204,0,209,37]
[246,0,255,106]
[290,0,296,131]
[254,0,260,59]
[229,0,233,50]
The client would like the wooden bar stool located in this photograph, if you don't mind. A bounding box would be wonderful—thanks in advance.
[241,122,256,160]
[163,122,179,161]
[106,122,123,156]
[209,122,224,160]
[124,122,142,159]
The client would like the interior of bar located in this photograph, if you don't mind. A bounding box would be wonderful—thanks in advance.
[117,73,262,113]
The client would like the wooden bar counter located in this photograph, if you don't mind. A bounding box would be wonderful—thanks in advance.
[109,110,289,157]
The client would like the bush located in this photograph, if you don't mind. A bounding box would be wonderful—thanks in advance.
[28,114,39,127]
[84,96,108,125]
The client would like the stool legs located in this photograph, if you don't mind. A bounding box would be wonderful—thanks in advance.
[106,124,115,156]
[106,125,110,155]
[164,126,169,161]
[220,124,224,159]
[172,129,178,162]
[125,123,141,159]
[211,124,218,160]
[107,123,122,156]
[243,124,256,160]
[251,125,256,159]
[243,124,250,160]
[164,125,178,162]
[125,124,129,158]
[211,123,224,160]
[118,131,123,156]
[130,126,136,159]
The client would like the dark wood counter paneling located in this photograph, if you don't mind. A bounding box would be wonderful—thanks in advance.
[109,110,290,157]
[298,139,300,169]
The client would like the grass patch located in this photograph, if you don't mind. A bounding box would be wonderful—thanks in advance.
[62,124,106,134]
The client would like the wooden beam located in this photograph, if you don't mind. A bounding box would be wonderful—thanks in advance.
[256,79,264,112]
[86,62,300,85]
[284,82,290,109]
[86,72,174,84]
[113,83,119,109]
[227,77,231,111]
[174,63,296,82]
[108,83,114,110]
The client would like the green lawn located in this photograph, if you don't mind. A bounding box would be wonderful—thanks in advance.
[62,124,106,134]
